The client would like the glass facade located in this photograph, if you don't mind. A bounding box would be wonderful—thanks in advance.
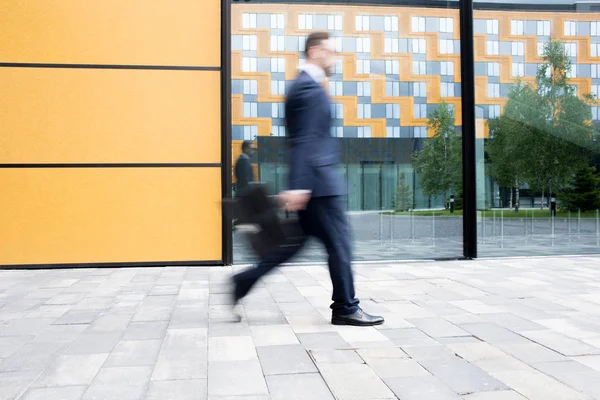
[230,0,600,264]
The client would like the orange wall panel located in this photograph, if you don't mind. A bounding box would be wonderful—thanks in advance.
[0,68,220,164]
[0,0,220,67]
[0,168,222,265]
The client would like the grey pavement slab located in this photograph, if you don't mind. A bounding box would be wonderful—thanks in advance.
[0,257,599,399]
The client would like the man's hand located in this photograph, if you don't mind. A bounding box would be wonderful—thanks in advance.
[278,190,311,211]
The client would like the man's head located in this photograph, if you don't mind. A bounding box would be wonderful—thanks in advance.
[242,140,255,157]
[304,31,334,76]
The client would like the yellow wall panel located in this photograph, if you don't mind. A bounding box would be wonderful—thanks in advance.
[0,0,220,67]
[0,68,220,164]
[0,168,221,265]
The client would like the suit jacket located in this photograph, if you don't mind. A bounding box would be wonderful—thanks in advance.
[285,71,345,198]
[234,154,254,193]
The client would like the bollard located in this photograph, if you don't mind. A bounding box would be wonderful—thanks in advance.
[501,210,504,247]
[411,210,415,242]
[432,211,436,246]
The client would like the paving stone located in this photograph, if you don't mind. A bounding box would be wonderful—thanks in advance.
[447,342,507,363]
[0,336,35,358]
[381,328,439,346]
[462,391,528,399]
[407,318,469,338]
[481,313,546,332]
[33,354,109,387]
[318,363,396,400]
[356,346,408,363]
[450,300,502,315]
[53,310,101,325]
[497,343,567,363]
[0,341,66,372]
[297,332,350,350]
[257,344,317,375]
[0,370,42,400]
[308,349,364,364]
[250,325,299,346]
[152,328,208,381]
[88,314,131,332]
[104,339,161,367]
[459,323,533,346]
[121,321,168,340]
[208,361,268,396]
[82,366,152,400]
[335,326,390,344]
[384,375,461,400]
[266,373,335,400]
[64,332,123,355]
[145,379,207,400]
[491,370,589,400]
[532,360,600,397]
[31,324,87,343]
[20,386,87,400]
[0,318,55,337]
[520,329,600,356]
[209,336,257,362]
[368,358,431,379]
[573,355,600,371]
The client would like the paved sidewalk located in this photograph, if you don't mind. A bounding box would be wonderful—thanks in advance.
[2,256,600,399]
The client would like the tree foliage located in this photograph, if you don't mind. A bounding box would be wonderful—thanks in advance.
[559,166,600,212]
[393,172,413,212]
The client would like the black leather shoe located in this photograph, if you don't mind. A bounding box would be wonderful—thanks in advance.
[331,309,384,326]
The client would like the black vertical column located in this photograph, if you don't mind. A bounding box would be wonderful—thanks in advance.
[221,0,233,265]
[459,0,478,259]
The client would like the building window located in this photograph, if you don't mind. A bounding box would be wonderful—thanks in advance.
[591,44,600,57]
[510,42,524,56]
[412,38,426,54]
[414,82,427,97]
[270,36,285,52]
[271,125,286,136]
[537,21,551,36]
[331,103,344,119]
[358,126,372,138]
[330,127,344,137]
[298,14,313,30]
[564,43,577,57]
[356,15,370,31]
[567,65,577,78]
[564,20,577,36]
[299,36,306,52]
[384,38,399,54]
[242,57,257,72]
[440,17,453,33]
[385,16,399,32]
[441,61,454,76]
[243,80,258,95]
[357,60,371,75]
[328,81,343,97]
[487,41,499,55]
[511,20,524,36]
[489,105,501,119]
[271,14,285,29]
[387,82,400,97]
[271,80,286,96]
[486,19,499,35]
[243,125,258,140]
[440,39,455,55]
[592,22,600,36]
[488,83,501,98]
[488,62,500,76]
[271,103,285,118]
[357,82,371,96]
[538,42,546,56]
[357,104,372,119]
[592,65,600,78]
[333,37,343,52]
[333,60,343,74]
[386,104,401,119]
[385,60,400,75]
[243,102,258,118]
[592,106,600,121]
[414,126,428,138]
[386,126,401,138]
[441,82,455,97]
[242,35,257,51]
[327,15,343,31]
[413,61,426,75]
[242,13,257,29]
[271,58,285,73]
[512,63,525,77]
[414,104,427,119]
[356,37,371,53]
[411,16,426,32]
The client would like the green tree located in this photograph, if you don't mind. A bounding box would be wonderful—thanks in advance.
[413,101,462,208]
[559,166,600,212]
[393,172,413,212]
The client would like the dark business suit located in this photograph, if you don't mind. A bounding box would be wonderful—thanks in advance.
[233,71,359,316]
[234,154,254,194]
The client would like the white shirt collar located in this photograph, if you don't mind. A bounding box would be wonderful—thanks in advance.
[298,63,326,84]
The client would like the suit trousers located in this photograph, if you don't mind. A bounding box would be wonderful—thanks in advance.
[233,195,360,316]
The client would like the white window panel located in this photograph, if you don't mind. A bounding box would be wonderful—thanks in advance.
[592,44,600,57]
[334,60,343,74]
[441,82,455,97]
[385,60,399,75]
[357,60,371,75]
[440,17,453,33]
[537,21,551,36]
[271,80,286,96]
[565,43,577,57]
[242,57,257,72]
[243,35,257,51]
[358,104,372,119]
[512,63,525,77]
[298,14,313,30]
[384,38,399,54]
[487,41,499,55]
[538,42,546,56]
[333,37,343,52]
[441,61,454,76]
[412,38,426,54]
[414,104,427,119]
[512,42,525,56]
[328,15,343,30]
[299,36,306,52]
[414,82,427,97]
[385,16,399,32]
[356,15,370,31]
[567,65,577,78]
[486,19,499,35]
[356,37,371,53]
[387,82,400,97]
[592,22,600,36]
[413,61,426,75]
[564,20,577,36]
[244,80,258,95]
[271,125,286,136]
[592,65,600,78]
[440,39,454,54]
[270,58,285,73]
[488,62,500,76]
[271,14,285,29]
[411,16,426,32]
[357,82,371,96]
[488,83,500,98]
[386,104,400,119]
[243,125,258,140]
[414,126,428,138]
[330,103,344,119]
[330,127,344,137]
[489,105,501,119]
[243,102,258,118]
[571,85,578,96]
[386,126,401,138]
[358,126,372,138]
[270,36,285,52]
[593,106,600,120]
[243,13,257,29]
[271,103,285,118]
[328,81,343,96]
[511,20,524,36]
